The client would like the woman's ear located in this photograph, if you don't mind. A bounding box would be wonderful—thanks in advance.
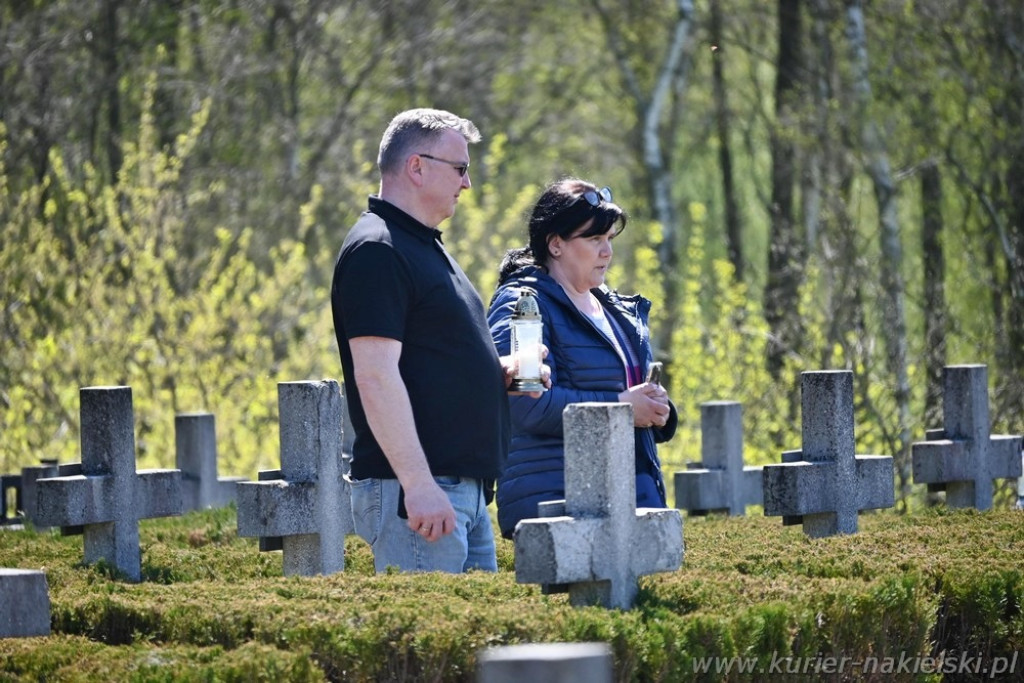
[548,235,563,258]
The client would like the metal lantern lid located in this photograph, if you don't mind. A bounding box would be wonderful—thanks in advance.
[512,286,541,320]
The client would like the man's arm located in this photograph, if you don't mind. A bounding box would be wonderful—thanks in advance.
[349,336,456,541]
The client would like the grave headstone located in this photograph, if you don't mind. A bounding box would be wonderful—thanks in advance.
[674,400,763,516]
[912,364,1022,510]
[762,371,894,537]
[513,403,684,609]
[32,386,182,582]
[20,459,60,530]
[236,380,352,576]
[476,642,612,683]
[0,569,50,638]
[175,412,247,511]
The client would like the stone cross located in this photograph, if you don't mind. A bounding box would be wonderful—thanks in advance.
[513,403,684,609]
[762,371,894,537]
[674,401,763,516]
[0,569,50,638]
[175,412,247,511]
[911,364,1022,509]
[32,386,182,581]
[236,380,352,576]
[20,459,60,530]
[476,642,612,683]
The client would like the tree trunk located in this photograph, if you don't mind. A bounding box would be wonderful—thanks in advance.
[996,2,1024,423]
[644,0,694,329]
[99,0,122,180]
[764,0,805,378]
[920,159,946,430]
[844,0,912,504]
[590,0,695,354]
[710,0,742,283]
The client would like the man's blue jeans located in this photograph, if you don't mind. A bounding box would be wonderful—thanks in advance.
[349,475,497,573]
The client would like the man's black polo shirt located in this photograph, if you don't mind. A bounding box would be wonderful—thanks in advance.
[331,196,510,481]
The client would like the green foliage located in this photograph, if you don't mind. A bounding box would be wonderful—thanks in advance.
[661,202,789,482]
[0,86,338,479]
[2,509,1023,682]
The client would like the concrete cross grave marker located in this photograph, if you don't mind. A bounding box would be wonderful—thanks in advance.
[513,403,684,609]
[20,460,59,530]
[32,386,182,582]
[912,364,1022,510]
[175,412,247,511]
[762,371,894,537]
[674,400,763,516]
[236,380,352,576]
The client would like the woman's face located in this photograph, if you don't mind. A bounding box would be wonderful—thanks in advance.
[547,218,616,293]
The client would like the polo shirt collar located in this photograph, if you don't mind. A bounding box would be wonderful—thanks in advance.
[368,196,444,244]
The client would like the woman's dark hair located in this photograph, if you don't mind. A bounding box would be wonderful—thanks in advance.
[498,178,627,283]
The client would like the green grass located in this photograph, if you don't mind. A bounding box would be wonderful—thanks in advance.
[1,506,1022,681]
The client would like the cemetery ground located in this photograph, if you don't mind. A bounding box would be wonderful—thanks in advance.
[1,505,1022,682]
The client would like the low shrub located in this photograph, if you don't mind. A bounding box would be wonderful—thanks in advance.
[1,507,1022,681]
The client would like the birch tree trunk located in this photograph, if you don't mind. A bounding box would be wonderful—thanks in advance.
[844,0,912,503]
[591,0,695,352]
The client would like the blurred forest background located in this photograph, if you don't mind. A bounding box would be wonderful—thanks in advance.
[2,0,1022,509]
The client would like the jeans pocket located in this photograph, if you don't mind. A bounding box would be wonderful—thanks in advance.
[434,475,461,490]
[349,477,381,546]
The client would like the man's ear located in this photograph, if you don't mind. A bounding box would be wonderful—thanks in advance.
[406,153,425,187]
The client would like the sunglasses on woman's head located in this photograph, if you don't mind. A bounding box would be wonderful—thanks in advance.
[581,187,613,206]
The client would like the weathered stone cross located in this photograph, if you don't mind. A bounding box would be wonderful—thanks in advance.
[513,403,684,609]
[762,371,894,537]
[912,364,1022,509]
[236,380,352,576]
[175,412,247,511]
[674,400,763,516]
[33,386,182,581]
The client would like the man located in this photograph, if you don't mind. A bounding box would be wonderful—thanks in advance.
[331,108,544,573]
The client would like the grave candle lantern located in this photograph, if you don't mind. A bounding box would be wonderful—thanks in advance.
[509,287,546,393]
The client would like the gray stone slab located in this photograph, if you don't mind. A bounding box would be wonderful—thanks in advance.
[0,569,50,638]
[912,365,1023,509]
[674,401,763,515]
[762,371,894,537]
[513,403,684,609]
[236,380,352,576]
[476,642,612,683]
[32,386,183,581]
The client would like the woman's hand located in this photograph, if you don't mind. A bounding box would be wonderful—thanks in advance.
[619,382,670,428]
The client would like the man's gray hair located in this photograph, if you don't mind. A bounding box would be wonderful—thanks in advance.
[377,108,481,175]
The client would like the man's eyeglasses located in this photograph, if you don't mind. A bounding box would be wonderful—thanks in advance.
[418,153,470,178]
[581,186,613,207]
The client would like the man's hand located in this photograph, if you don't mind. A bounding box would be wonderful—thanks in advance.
[403,478,457,542]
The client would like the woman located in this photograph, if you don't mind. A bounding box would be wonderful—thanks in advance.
[487,178,677,539]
